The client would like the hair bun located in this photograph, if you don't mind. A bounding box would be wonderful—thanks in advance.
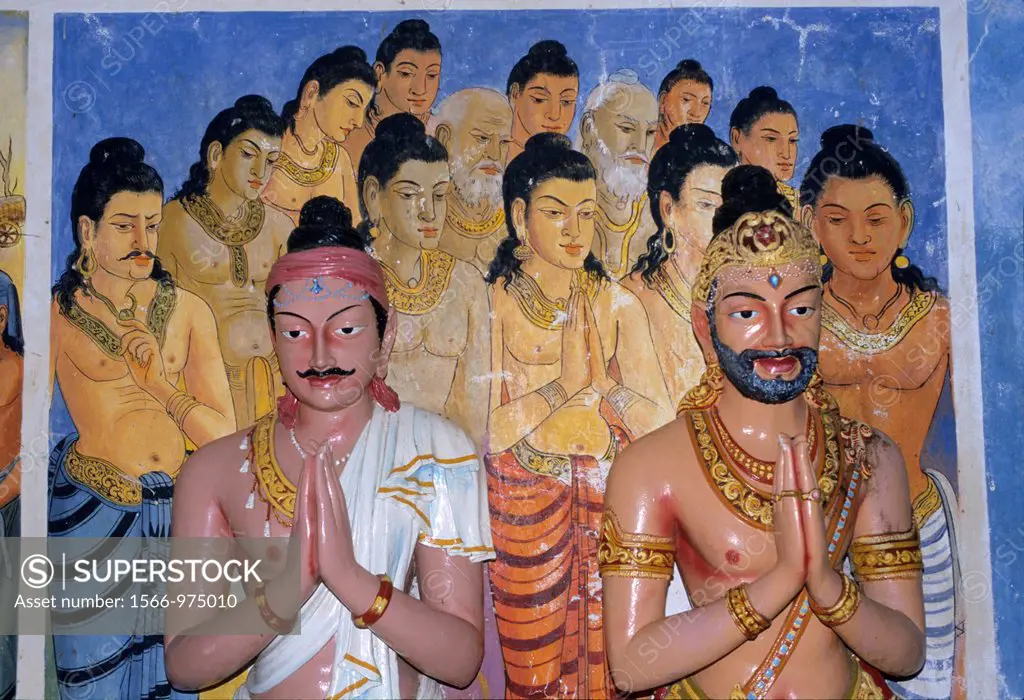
[332,45,368,65]
[529,39,568,59]
[524,132,571,153]
[713,165,791,234]
[299,195,353,230]
[820,124,874,149]
[393,18,430,35]
[677,58,703,71]
[374,112,426,142]
[668,123,717,148]
[748,86,779,101]
[89,137,145,167]
[234,94,274,111]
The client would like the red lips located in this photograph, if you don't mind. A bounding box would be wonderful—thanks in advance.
[755,356,798,376]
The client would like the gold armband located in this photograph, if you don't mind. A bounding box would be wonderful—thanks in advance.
[810,573,861,628]
[726,584,771,640]
[537,380,569,413]
[850,527,923,582]
[597,511,675,581]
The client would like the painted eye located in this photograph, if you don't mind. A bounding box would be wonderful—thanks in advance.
[827,217,845,226]
[788,306,815,317]
[530,97,546,105]
[579,210,596,220]
[281,329,306,339]
[334,326,365,337]
[729,309,758,320]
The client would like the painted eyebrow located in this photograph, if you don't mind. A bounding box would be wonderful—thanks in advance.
[821,203,850,212]
[560,89,577,97]
[274,311,311,323]
[527,86,551,96]
[325,304,360,323]
[722,291,766,302]
[615,115,639,126]
[345,90,366,106]
[390,180,423,189]
[239,139,261,151]
[785,285,819,300]
[693,188,720,196]
[865,203,895,213]
[760,128,782,135]
[535,194,569,207]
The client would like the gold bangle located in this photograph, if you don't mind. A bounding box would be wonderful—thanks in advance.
[167,389,200,429]
[810,574,861,628]
[850,528,923,582]
[726,584,771,640]
[352,574,394,629]
[254,580,296,634]
[608,384,641,416]
[537,380,569,413]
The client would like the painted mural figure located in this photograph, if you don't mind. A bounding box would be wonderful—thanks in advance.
[653,60,714,154]
[262,47,375,227]
[623,124,737,406]
[601,166,925,700]
[48,138,235,700]
[730,87,801,213]
[505,41,579,165]
[358,114,490,451]
[164,196,493,699]
[578,69,658,280]
[801,125,961,700]
[159,96,294,430]
[343,20,443,173]
[430,88,513,276]
[0,269,21,700]
[485,133,672,699]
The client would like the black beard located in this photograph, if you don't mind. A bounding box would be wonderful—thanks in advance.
[296,367,356,379]
[709,313,817,404]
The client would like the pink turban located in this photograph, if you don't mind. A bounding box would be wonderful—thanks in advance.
[267,246,400,426]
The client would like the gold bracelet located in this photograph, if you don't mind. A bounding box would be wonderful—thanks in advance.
[608,384,641,416]
[850,527,923,582]
[167,390,201,430]
[597,511,675,581]
[352,574,394,629]
[537,380,569,413]
[726,584,771,640]
[810,574,861,628]
[254,580,296,634]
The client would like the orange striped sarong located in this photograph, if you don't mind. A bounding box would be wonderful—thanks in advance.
[486,424,628,699]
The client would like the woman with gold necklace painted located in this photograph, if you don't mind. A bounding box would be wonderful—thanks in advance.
[484,132,672,699]
[357,113,490,451]
[623,124,737,405]
[262,46,375,228]
[160,95,295,429]
[800,124,959,700]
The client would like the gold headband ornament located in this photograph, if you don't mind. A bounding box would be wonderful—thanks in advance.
[692,210,823,305]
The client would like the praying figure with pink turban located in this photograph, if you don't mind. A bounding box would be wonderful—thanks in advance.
[164,196,494,699]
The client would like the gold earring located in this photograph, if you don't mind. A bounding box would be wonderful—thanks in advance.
[77,247,96,280]
[894,253,909,269]
[662,228,676,254]
[369,224,380,240]
[513,244,533,261]
[820,253,829,266]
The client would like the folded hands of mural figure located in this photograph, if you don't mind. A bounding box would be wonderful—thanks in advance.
[158,96,294,429]
[164,196,494,699]
[801,125,962,700]
[654,59,714,155]
[731,87,801,214]
[430,88,513,276]
[47,138,235,699]
[358,114,491,451]
[623,124,737,404]
[601,166,926,700]
[0,268,22,700]
[485,133,673,699]
[261,47,375,227]
[578,69,658,280]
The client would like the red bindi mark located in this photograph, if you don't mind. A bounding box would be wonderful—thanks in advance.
[726,549,741,566]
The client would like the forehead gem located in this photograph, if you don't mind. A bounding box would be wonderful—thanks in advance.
[754,225,777,248]
[310,277,324,296]
[769,269,781,289]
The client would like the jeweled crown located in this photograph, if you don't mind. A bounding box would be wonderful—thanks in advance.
[692,210,822,304]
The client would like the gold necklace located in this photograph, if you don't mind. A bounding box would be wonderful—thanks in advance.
[182,193,265,287]
[378,248,456,316]
[85,280,138,322]
[686,405,840,529]
[650,261,693,322]
[64,278,177,360]
[445,206,505,239]
[596,194,647,278]
[708,407,817,483]
[249,414,296,525]
[507,269,600,330]
[827,282,903,331]
[822,287,935,356]
[275,138,339,187]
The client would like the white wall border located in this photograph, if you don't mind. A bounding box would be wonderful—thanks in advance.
[12,1,996,698]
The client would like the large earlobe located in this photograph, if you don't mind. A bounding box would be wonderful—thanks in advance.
[301,79,320,106]
[898,198,915,248]
[511,198,528,241]
[800,204,816,233]
[658,190,674,226]
[206,140,224,173]
[508,84,520,105]
[362,176,382,224]
[579,113,595,151]
[373,62,386,83]
[77,215,94,245]
[729,126,742,151]
[434,123,453,151]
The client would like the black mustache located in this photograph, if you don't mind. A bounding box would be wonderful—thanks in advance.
[119,250,156,261]
[297,367,356,379]
[739,347,808,361]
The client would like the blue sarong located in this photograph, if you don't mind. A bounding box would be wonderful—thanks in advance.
[48,434,196,700]
[0,456,19,700]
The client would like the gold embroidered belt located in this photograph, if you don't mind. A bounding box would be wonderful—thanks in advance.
[64,441,142,507]
[664,654,886,699]
[510,431,618,485]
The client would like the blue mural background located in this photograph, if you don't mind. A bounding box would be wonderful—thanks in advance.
[968,0,1024,696]
[49,6,952,450]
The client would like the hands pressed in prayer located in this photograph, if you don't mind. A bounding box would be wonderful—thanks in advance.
[312,440,360,603]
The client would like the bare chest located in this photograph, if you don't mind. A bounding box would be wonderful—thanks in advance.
[175,219,279,287]
[392,303,469,357]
